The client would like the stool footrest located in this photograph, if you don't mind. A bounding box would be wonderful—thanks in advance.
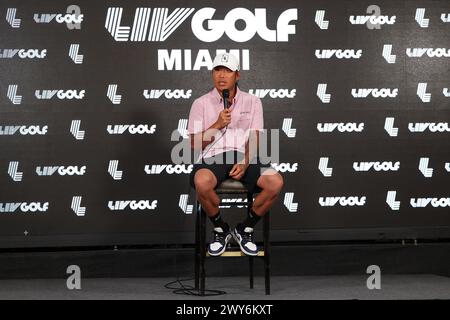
[206,251,265,257]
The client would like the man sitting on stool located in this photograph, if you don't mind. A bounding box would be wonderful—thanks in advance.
[188,52,284,256]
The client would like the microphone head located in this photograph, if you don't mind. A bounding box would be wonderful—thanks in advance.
[222,89,229,99]
[222,89,230,108]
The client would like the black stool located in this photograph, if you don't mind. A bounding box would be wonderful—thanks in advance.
[194,178,270,295]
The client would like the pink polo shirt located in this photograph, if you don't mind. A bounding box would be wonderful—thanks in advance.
[188,86,264,161]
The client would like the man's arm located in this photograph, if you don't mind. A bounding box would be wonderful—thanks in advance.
[242,129,259,165]
[229,129,259,180]
[190,109,231,151]
[229,96,263,179]
[190,122,221,151]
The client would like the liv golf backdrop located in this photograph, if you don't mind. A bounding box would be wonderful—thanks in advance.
[0,0,449,248]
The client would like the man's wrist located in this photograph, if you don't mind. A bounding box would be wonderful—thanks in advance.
[238,160,250,167]
[211,122,221,130]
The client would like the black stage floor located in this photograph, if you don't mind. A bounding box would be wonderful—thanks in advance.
[0,275,449,299]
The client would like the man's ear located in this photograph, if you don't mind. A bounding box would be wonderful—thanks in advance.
[235,71,240,81]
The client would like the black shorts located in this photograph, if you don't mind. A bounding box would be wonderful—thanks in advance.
[189,151,272,195]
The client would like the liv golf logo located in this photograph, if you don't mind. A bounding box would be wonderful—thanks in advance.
[105,7,298,42]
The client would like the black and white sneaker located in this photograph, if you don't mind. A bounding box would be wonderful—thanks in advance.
[208,227,232,256]
[233,225,258,256]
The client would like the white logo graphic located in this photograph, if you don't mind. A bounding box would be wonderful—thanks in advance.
[106,7,195,41]
[69,44,83,64]
[282,118,296,138]
[386,191,400,211]
[271,163,298,173]
[408,122,450,132]
[417,83,431,102]
[145,164,193,174]
[0,49,47,59]
[219,198,248,209]
[0,202,49,213]
[443,88,450,97]
[107,124,156,135]
[349,15,396,25]
[6,8,21,28]
[108,160,123,180]
[315,10,329,29]
[319,157,332,177]
[188,8,297,42]
[34,13,83,24]
[71,196,86,216]
[382,44,396,63]
[35,90,85,100]
[442,13,450,23]
[410,197,450,208]
[36,166,86,176]
[445,163,450,172]
[406,48,450,58]
[158,49,249,71]
[351,88,398,98]
[70,120,85,140]
[107,84,122,104]
[106,7,297,42]
[317,123,364,133]
[315,49,362,59]
[108,200,158,211]
[384,117,398,137]
[353,161,400,172]
[319,196,366,206]
[179,194,193,214]
[143,89,192,99]
[248,89,296,99]
[283,192,298,213]
[415,8,429,28]
[8,161,23,182]
[178,119,189,139]
[419,157,433,178]
[0,125,48,136]
[317,83,331,103]
[7,85,22,104]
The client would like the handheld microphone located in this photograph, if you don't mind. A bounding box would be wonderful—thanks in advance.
[201,89,229,163]
[222,89,229,109]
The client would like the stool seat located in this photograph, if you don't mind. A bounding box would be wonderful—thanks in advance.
[215,178,248,194]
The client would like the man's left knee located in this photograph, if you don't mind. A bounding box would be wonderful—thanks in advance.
[261,172,284,195]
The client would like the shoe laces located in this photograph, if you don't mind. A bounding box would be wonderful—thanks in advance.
[240,228,254,243]
[213,229,227,243]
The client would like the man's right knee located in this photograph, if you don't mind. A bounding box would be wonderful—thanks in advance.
[194,169,217,192]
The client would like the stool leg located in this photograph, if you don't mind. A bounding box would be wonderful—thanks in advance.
[247,192,255,290]
[249,256,254,289]
[247,192,253,214]
[194,200,200,290]
[264,212,270,295]
[200,205,206,296]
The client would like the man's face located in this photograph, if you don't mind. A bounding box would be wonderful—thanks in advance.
[212,66,240,93]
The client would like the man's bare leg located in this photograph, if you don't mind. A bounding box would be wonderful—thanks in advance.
[251,169,284,216]
[194,168,220,216]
